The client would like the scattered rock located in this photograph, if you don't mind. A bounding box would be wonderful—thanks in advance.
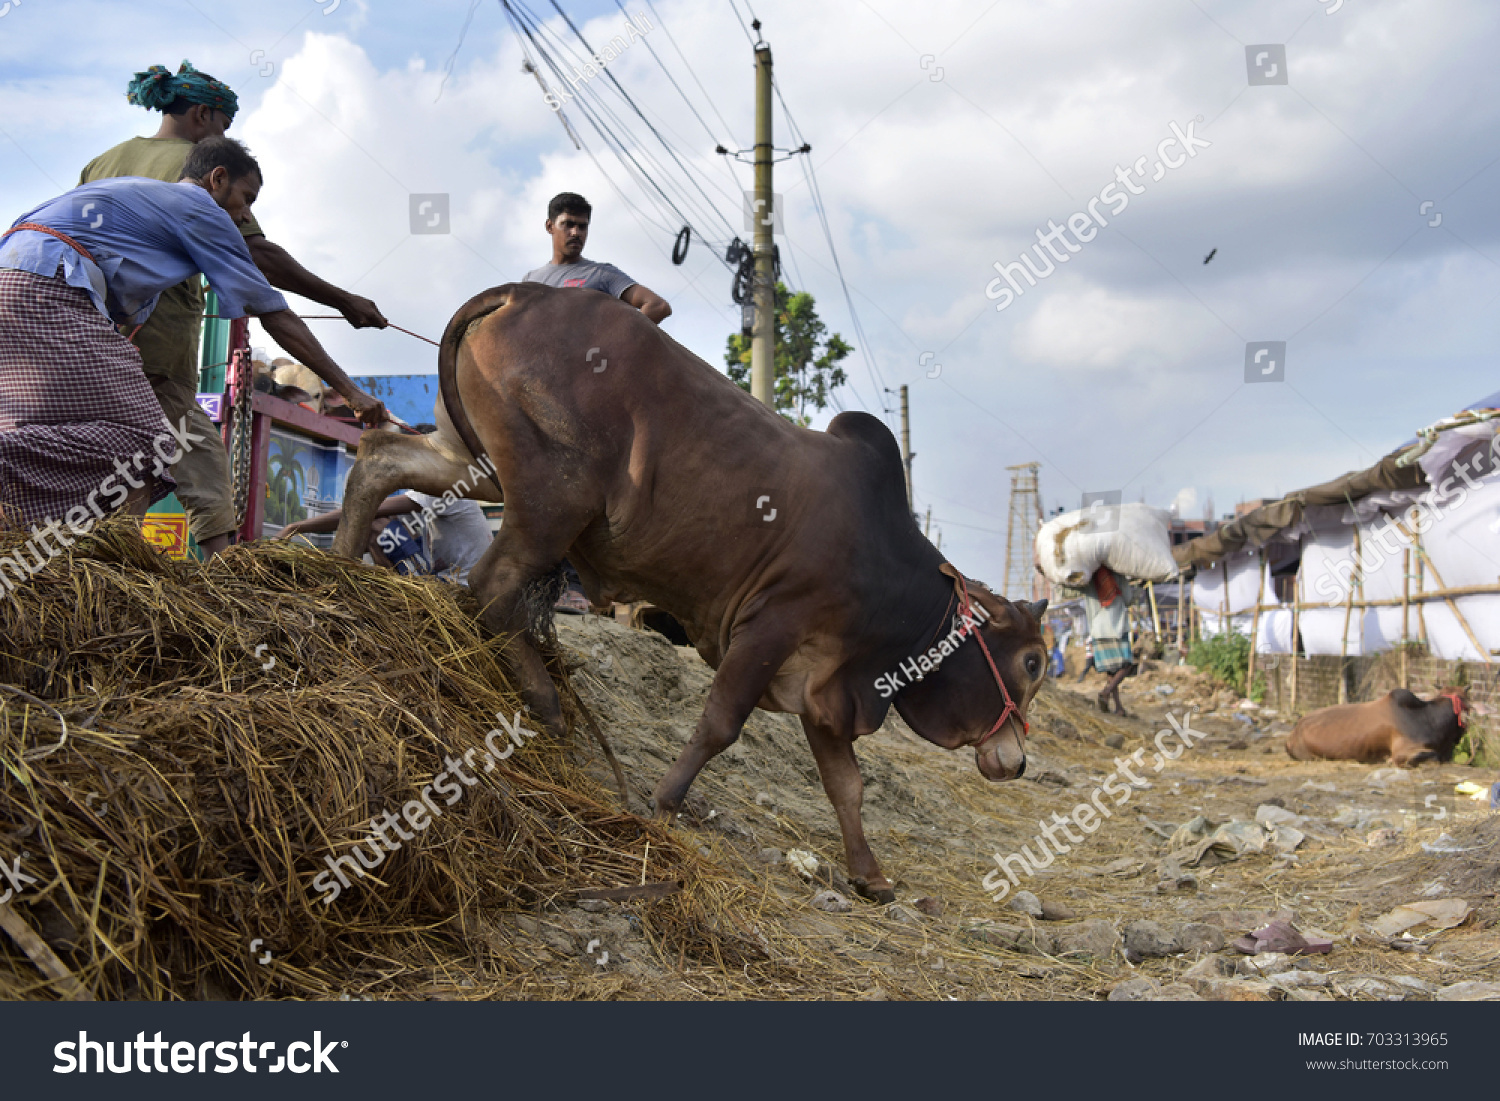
[1366,828,1403,848]
[754,791,774,806]
[755,847,783,864]
[576,899,611,913]
[1200,979,1275,1001]
[1055,919,1121,961]
[1183,954,1235,984]
[1368,898,1471,938]
[1008,891,1044,918]
[860,987,888,1001]
[1040,900,1076,921]
[810,889,852,914]
[1051,719,1081,741]
[1104,733,1125,749]
[1156,873,1198,893]
[913,896,945,918]
[1437,981,1500,1001]
[1269,970,1328,991]
[1149,983,1204,1001]
[1123,920,1180,959]
[967,922,1055,956]
[1176,922,1227,953]
[886,904,923,925]
[1389,975,1437,995]
[1338,977,1401,1000]
[1238,952,1296,977]
[1254,804,1303,828]
[1108,977,1159,1002]
[1014,963,1056,979]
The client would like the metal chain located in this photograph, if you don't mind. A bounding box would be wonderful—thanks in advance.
[228,346,254,529]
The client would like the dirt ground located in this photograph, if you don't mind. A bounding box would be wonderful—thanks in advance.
[534,615,1500,1001]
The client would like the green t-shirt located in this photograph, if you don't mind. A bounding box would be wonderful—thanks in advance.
[79,136,265,381]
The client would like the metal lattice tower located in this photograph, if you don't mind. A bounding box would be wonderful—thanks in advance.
[1003,462,1043,601]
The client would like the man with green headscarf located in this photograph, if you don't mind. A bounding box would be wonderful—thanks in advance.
[80,61,388,557]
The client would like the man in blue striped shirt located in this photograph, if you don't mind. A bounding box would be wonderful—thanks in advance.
[0,137,386,530]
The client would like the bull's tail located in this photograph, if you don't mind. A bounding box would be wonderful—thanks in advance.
[437,284,520,482]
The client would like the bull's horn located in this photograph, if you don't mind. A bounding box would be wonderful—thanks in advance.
[1025,599,1049,621]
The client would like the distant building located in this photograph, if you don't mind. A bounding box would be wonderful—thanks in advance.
[1234,498,1272,518]
[1167,516,1217,548]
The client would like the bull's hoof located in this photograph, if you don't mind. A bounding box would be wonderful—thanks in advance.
[850,877,896,905]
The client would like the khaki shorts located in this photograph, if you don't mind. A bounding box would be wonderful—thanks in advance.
[145,367,238,542]
[131,282,238,542]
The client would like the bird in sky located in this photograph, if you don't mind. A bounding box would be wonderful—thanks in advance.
[1203,248,1218,264]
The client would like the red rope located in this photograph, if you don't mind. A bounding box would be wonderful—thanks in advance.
[1439,689,1467,728]
[1,222,96,262]
[947,567,1027,738]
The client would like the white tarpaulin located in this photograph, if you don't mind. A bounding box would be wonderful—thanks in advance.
[1200,445,1500,662]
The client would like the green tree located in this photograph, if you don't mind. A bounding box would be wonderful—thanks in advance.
[726,282,852,426]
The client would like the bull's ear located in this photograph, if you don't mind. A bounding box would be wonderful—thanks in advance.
[1025,599,1049,621]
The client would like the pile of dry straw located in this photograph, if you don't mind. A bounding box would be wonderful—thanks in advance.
[0,521,760,1000]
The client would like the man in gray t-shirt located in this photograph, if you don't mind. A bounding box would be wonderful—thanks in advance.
[522,191,671,324]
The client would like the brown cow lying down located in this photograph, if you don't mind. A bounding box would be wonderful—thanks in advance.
[1286,688,1468,766]
[331,283,1050,902]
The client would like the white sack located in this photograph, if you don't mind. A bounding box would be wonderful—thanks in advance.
[1035,504,1177,586]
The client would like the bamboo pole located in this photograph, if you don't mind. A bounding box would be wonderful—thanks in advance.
[1147,581,1161,640]
[1409,544,1491,667]
[1396,520,1490,667]
[1221,562,1230,637]
[1338,529,1360,705]
[1290,567,1301,714]
[1211,580,1500,613]
[1401,546,1411,688]
[1415,532,1428,647]
[1246,550,1263,699]
[1175,573,1184,655]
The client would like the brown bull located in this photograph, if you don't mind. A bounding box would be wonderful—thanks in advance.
[1286,687,1468,766]
[332,283,1049,902]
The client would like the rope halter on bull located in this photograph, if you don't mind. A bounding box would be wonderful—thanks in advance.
[935,562,1028,739]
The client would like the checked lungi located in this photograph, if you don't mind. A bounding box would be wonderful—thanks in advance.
[1092,636,1133,675]
[0,268,174,528]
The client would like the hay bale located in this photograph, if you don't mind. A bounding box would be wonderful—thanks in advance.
[0,521,720,1000]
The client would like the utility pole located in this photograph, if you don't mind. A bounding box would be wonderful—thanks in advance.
[899,384,913,513]
[750,37,775,408]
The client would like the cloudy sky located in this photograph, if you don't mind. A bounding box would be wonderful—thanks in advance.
[3,0,1497,590]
